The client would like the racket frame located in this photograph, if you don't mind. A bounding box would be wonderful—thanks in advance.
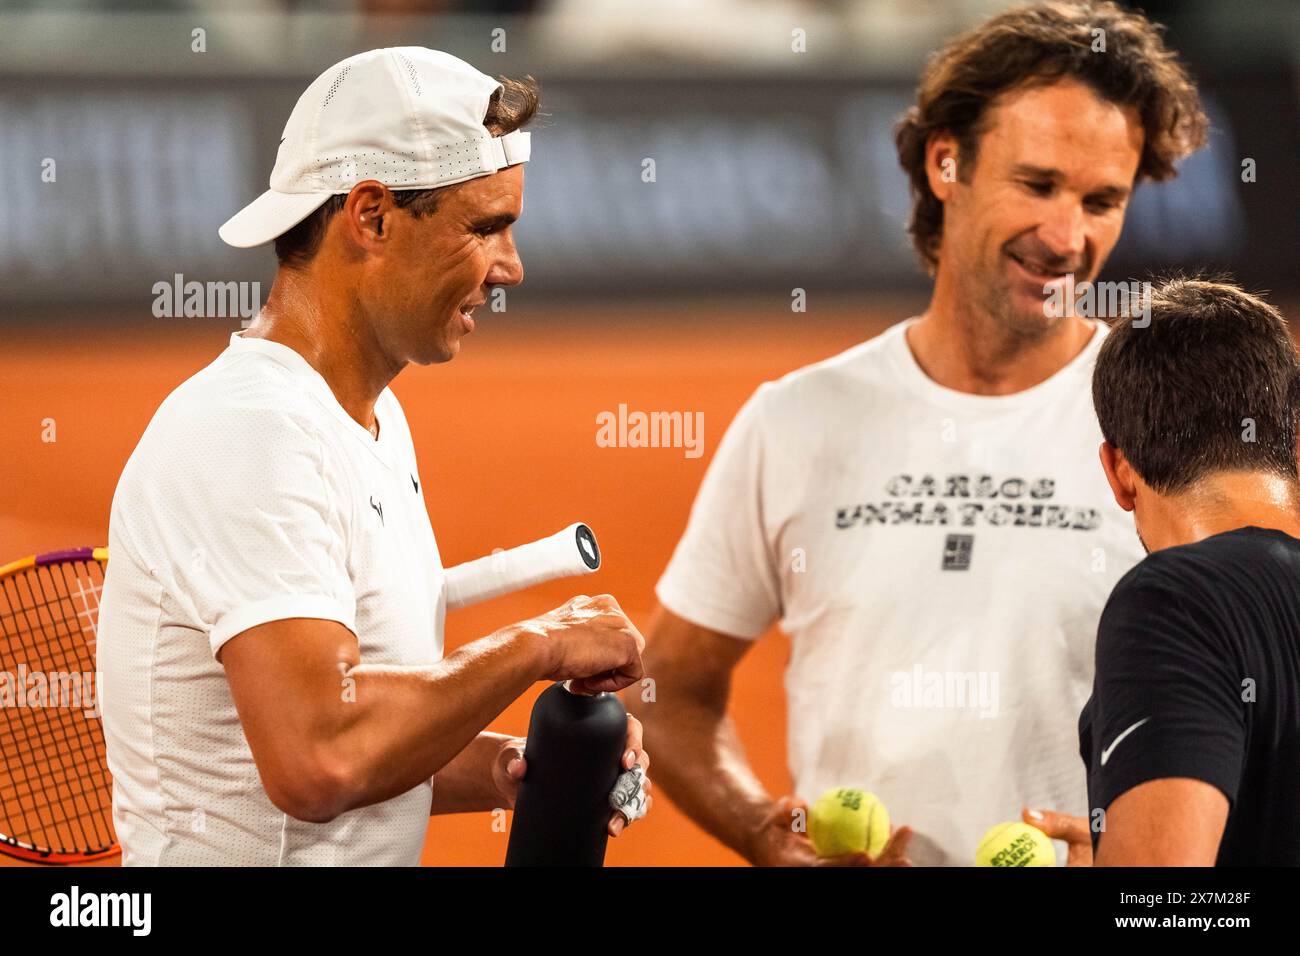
[0,547,121,864]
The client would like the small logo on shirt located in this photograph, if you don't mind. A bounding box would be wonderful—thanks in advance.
[1100,717,1150,766]
[942,533,974,570]
[411,473,419,494]
[370,496,384,525]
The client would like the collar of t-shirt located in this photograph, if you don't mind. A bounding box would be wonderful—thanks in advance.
[885,317,1105,411]
[226,331,397,469]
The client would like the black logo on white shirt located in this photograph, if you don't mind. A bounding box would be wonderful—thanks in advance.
[942,534,974,570]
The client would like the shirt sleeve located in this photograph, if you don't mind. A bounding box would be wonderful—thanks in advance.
[655,387,781,640]
[1087,562,1247,814]
[129,404,357,658]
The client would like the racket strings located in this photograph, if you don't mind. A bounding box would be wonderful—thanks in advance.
[42,560,116,852]
[2,567,82,838]
[0,565,113,855]
[2,707,109,813]
[0,559,116,856]
[1,573,96,853]
[22,559,114,853]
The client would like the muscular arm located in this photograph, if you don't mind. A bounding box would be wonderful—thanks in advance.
[1093,778,1228,866]
[625,605,774,862]
[219,593,644,824]
[219,619,550,823]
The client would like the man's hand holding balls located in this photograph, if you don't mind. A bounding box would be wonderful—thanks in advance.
[747,790,913,866]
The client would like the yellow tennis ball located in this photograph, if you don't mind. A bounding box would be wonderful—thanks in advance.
[975,822,1056,867]
[808,788,890,858]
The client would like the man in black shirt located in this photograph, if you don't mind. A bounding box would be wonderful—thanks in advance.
[1031,277,1300,865]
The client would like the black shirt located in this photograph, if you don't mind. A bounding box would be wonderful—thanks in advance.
[1079,526,1300,865]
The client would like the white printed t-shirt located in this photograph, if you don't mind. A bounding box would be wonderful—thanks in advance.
[657,319,1145,865]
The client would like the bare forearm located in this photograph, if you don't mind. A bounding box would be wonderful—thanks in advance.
[326,627,547,815]
[629,691,773,862]
[226,595,644,823]
[429,731,514,814]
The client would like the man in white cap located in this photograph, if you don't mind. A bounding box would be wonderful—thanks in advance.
[98,48,650,866]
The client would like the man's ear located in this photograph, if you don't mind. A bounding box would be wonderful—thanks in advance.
[1099,441,1136,513]
[341,181,391,252]
[924,132,961,203]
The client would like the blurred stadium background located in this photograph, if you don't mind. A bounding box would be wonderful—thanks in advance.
[2,0,1297,866]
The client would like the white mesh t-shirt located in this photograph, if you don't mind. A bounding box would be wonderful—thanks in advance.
[98,331,444,865]
[656,319,1146,866]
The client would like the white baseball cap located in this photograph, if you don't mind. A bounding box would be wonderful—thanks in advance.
[219,47,532,248]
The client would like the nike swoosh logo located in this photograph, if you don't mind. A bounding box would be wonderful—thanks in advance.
[1100,717,1149,766]
[411,473,419,494]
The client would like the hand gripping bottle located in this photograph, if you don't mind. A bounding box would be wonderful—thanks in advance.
[504,681,628,866]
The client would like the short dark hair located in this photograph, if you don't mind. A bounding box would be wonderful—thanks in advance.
[1092,277,1300,495]
[274,75,541,269]
[895,0,1208,273]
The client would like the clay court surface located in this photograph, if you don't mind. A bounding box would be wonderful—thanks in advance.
[1,295,912,866]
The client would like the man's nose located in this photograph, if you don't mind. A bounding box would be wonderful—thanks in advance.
[487,234,524,287]
[1038,201,1087,268]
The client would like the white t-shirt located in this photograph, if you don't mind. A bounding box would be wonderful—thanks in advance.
[656,319,1144,866]
[98,332,444,866]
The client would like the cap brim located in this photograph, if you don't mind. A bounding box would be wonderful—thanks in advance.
[218,189,334,248]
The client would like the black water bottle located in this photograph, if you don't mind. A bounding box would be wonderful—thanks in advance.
[504,682,628,866]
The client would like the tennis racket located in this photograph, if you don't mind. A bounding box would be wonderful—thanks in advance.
[0,547,118,864]
[0,525,600,863]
